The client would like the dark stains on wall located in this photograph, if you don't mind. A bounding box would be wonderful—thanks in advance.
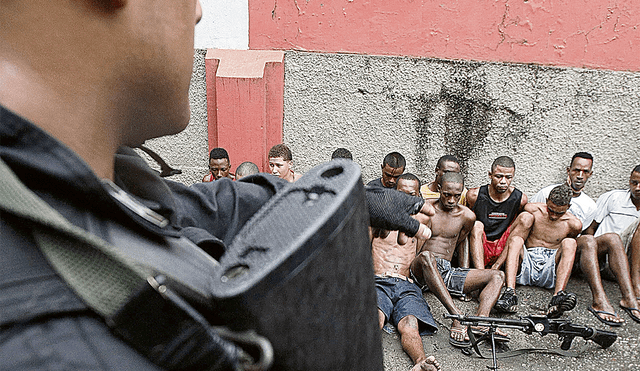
[412,61,530,178]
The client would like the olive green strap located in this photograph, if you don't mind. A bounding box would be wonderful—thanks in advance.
[0,158,150,317]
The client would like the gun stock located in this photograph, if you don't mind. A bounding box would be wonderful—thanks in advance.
[585,327,617,349]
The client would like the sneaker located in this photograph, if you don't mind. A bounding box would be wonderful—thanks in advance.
[547,291,577,318]
[495,287,518,313]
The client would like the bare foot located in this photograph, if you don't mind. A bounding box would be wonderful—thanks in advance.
[588,304,624,326]
[597,303,624,324]
[620,298,640,324]
[449,320,469,347]
[620,297,640,312]
[470,326,510,340]
[458,294,472,302]
[411,356,440,371]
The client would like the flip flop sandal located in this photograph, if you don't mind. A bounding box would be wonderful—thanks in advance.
[449,327,470,348]
[470,327,510,342]
[620,305,640,324]
[587,306,624,327]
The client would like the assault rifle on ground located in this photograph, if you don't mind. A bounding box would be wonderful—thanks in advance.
[445,314,617,370]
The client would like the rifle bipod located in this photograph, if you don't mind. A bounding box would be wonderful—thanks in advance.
[464,325,508,370]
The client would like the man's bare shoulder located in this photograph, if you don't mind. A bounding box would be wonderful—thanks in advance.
[466,187,480,206]
[426,197,439,205]
[524,202,546,214]
[563,212,583,233]
[459,204,476,222]
[520,192,529,208]
[426,198,440,208]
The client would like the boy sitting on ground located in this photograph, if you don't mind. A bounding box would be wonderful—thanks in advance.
[496,184,582,318]
[410,172,507,348]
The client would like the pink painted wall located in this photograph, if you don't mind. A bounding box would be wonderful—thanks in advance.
[205,50,284,173]
[250,0,640,72]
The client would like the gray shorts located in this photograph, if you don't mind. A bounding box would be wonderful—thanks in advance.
[516,246,557,289]
[411,258,470,297]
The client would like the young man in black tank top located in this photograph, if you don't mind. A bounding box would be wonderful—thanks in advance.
[466,156,528,269]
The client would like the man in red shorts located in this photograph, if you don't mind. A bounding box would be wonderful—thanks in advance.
[466,156,528,269]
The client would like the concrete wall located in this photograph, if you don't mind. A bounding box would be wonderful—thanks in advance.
[195,0,248,49]
[283,51,640,199]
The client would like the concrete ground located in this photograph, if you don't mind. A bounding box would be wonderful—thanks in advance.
[381,275,640,371]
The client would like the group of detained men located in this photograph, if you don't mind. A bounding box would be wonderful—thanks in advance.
[367,151,640,371]
[199,143,640,371]
[202,144,302,183]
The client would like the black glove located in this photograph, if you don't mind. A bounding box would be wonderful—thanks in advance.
[365,186,425,237]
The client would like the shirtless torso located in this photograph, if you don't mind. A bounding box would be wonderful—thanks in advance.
[419,198,475,262]
[496,194,583,316]
[371,229,423,277]
[411,177,506,344]
[522,202,582,249]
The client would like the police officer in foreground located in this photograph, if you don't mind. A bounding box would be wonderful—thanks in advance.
[0,1,432,369]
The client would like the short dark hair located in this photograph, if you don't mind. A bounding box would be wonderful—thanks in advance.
[331,148,353,160]
[491,156,515,172]
[633,164,640,175]
[549,184,572,206]
[268,144,293,161]
[436,155,460,170]
[209,148,229,161]
[440,171,464,187]
[398,173,421,188]
[382,152,406,169]
[570,152,593,166]
[236,161,259,177]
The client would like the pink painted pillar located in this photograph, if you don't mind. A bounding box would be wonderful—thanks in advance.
[205,49,285,173]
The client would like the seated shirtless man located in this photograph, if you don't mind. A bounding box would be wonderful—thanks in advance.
[373,173,440,371]
[495,184,582,317]
[410,172,506,348]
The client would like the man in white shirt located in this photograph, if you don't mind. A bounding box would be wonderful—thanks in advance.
[530,153,637,326]
[530,152,596,231]
[576,165,640,326]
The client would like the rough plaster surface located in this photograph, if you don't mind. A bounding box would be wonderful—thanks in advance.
[283,51,640,199]
[138,49,209,186]
[195,0,248,49]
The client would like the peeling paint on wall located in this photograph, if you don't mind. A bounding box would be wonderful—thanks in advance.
[250,0,640,72]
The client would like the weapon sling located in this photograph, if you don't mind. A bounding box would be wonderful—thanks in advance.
[0,158,272,371]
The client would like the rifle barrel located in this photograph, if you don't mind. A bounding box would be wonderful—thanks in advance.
[445,314,536,327]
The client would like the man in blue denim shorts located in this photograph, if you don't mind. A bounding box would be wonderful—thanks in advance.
[411,172,507,348]
[496,184,582,318]
[372,174,440,371]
